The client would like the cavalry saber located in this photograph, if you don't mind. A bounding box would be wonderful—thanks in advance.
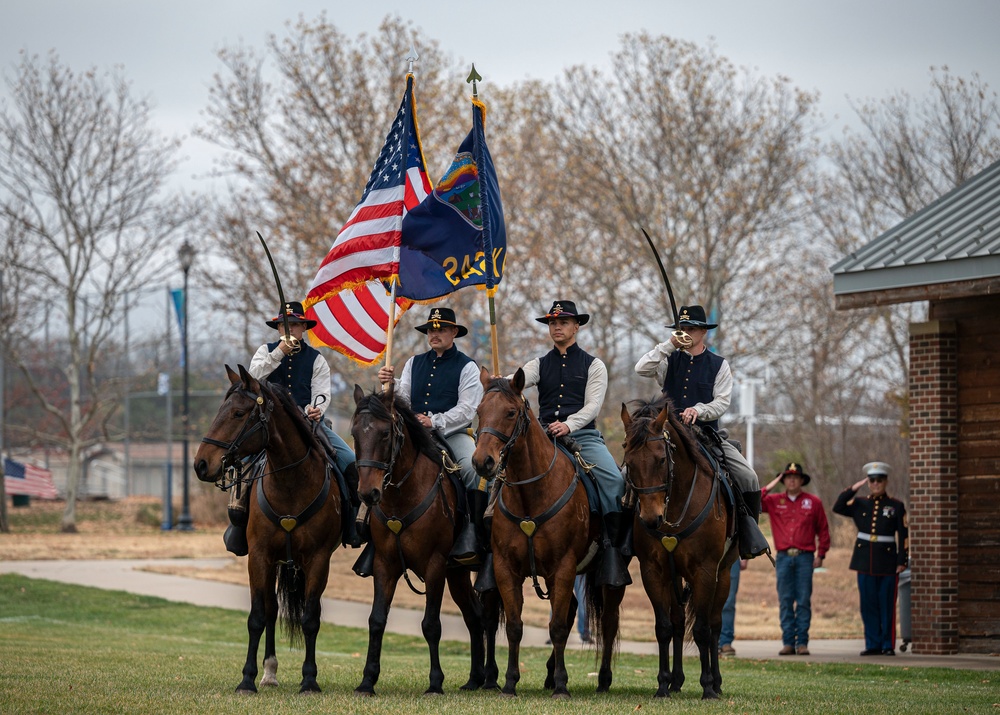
[640,228,691,349]
[256,230,299,353]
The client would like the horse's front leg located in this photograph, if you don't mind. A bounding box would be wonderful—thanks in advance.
[496,563,524,697]
[446,568,486,690]
[238,559,276,693]
[298,556,333,693]
[480,588,502,690]
[354,551,401,697]
[421,555,449,695]
[596,583,625,693]
[545,587,577,690]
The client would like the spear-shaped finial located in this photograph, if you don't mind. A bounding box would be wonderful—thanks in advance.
[405,45,419,75]
[466,63,482,98]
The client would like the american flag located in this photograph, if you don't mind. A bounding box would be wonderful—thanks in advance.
[4,456,59,499]
[304,74,431,365]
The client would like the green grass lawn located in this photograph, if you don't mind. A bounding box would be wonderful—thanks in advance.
[0,574,994,714]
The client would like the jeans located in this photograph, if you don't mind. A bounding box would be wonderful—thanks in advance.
[570,429,624,514]
[719,559,742,647]
[574,575,589,638]
[775,550,814,647]
[320,421,356,476]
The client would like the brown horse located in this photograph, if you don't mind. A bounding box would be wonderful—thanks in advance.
[621,395,738,699]
[472,367,624,699]
[350,385,494,695]
[194,365,343,693]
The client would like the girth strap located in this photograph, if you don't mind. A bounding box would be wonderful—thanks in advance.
[257,466,332,566]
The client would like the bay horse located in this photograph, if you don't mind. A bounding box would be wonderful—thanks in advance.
[194,365,343,693]
[350,385,494,695]
[472,367,624,699]
[621,395,738,699]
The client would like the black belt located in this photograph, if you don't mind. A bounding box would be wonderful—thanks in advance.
[778,548,813,557]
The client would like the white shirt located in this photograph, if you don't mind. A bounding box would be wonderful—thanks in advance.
[249,342,332,417]
[391,354,483,435]
[514,352,609,433]
[634,340,733,424]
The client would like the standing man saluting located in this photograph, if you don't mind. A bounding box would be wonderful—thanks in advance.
[761,463,831,656]
[833,461,908,656]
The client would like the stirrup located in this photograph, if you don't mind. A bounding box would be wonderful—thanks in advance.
[352,541,376,578]
[473,551,497,592]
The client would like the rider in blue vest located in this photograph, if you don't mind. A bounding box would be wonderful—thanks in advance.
[218,301,360,554]
[377,306,486,565]
[634,304,769,559]
[511,300,630,587]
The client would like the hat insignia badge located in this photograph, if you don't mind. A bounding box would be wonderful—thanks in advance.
[552,303,563,315]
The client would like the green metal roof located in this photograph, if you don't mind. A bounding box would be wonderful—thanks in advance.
[831,159,1000,296]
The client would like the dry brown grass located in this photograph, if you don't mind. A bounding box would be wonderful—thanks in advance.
[1,497,863,642]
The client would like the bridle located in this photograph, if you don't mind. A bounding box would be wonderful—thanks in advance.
[624,423,699,530]
[476,387,532,478]
[354,407,411,492]
[201,383,311,491]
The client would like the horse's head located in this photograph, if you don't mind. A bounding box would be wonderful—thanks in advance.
[621,397,676,530]
[194,364,271,485]
[472,366,530,479]
[350,384,404,506]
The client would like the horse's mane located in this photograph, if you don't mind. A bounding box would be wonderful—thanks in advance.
[264,380,324,451]
[355,389,442,465]
[624,394,712,473]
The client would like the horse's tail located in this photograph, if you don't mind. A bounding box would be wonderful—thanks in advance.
[584,571,620,655]
[276,562,306,648]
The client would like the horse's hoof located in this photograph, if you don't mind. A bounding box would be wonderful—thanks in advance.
[669,684,682,693]
[423,688,444,697]
[499,690,517,698]
[259,677,278,688]
[298,683,321,694]
[459,680,482,691]
[235,682,257,695]
[702,690,720,700]
[482,681,500,691]
[654,689,671,699]
[552,691,571,700]
[353,688,375,698]
[596,685,610,694]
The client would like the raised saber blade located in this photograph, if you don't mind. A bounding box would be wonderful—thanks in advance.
[256,230,298,352]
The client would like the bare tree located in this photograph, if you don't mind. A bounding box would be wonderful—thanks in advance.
[0,52,198,531]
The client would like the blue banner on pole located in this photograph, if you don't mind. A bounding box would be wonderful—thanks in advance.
[171,289,185,367]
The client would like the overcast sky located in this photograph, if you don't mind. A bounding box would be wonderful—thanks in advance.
[4,0,999,182]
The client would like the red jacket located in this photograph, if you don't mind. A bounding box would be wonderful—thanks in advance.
[761,489,831,557]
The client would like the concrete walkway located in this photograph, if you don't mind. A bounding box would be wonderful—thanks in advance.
[1,559,995,671]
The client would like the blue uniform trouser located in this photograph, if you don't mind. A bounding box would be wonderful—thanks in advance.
[858,572,898,651]
[570,428,624,515]
[574,574,589,638]
[320,421,356,477]
[719,559,741,647]
[445,429,482,491]
[776,550,815,648]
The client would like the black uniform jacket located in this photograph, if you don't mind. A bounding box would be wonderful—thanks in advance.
[833,488,909,576]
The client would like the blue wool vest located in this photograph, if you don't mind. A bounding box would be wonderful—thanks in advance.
[265,341,321,408]
[662,349,726,431]
[537,343,597,430]
[409,345,474,417]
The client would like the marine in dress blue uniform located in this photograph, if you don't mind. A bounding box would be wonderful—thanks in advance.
[833,461,909,655]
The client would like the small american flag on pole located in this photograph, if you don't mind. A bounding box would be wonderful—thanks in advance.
[4,456,59,499]
[304,74,431,365]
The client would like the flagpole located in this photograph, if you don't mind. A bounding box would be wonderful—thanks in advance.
[467,65,501,376]
[382,49,420,388]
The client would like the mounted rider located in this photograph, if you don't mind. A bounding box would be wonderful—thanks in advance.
[505,300,631,587]
[222,301,360,556]
[634,304,770,560]
[377,306,487,565]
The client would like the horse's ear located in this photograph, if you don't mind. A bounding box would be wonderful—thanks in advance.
[353,384,365,406]
[479,364,491,387]
[238,364,260,392]
[225,364,239,385]
[512,367,525,394]
[621,402,632,429]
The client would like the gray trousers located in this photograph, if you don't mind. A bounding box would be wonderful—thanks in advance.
[445,429,481,491]
[719,439,760,493]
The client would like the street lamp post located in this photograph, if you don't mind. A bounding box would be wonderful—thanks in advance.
[176,240,196,531]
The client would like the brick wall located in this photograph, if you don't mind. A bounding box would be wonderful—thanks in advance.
[908,320,958,654]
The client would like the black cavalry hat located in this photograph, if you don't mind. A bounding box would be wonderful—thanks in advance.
[778,462,811,486]
[414,306,468,338]
[266,301,317,330]
[667,305,718,330]
[535,300,590,326]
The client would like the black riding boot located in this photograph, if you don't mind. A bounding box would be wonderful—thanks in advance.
[450,489,486,567]
[352,540,376,578]
[596,512,632,588]
[738,490,771,560]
